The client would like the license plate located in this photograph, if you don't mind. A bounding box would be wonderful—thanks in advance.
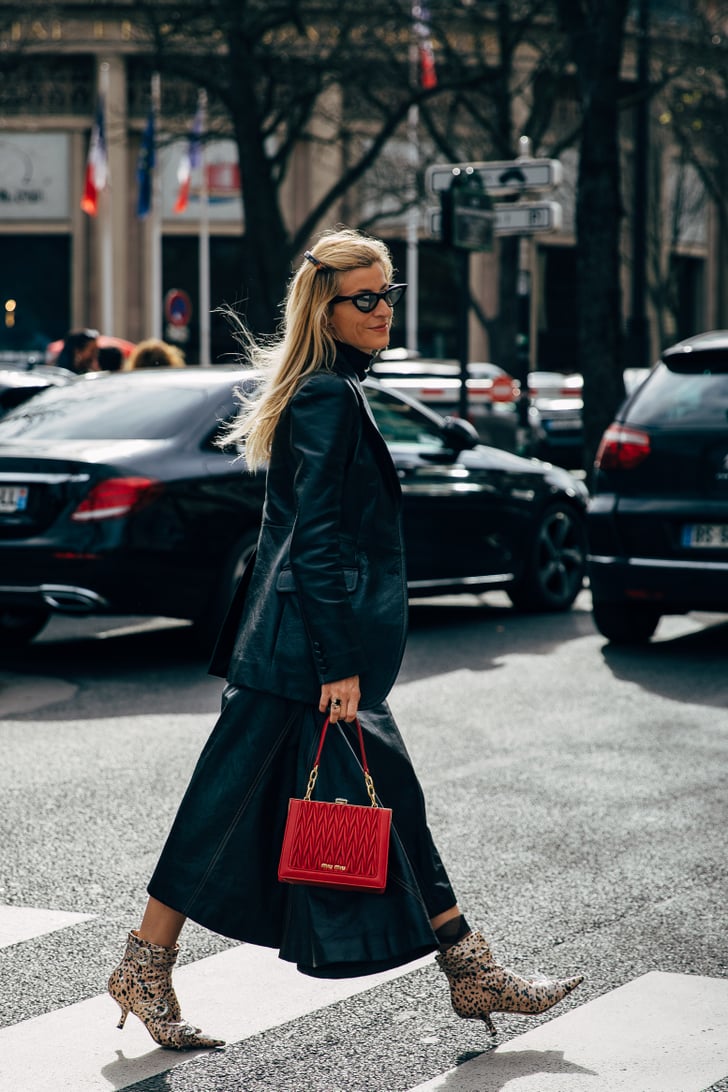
[681,523,728,548]
[545,419,580,431]
[0,485,29,514]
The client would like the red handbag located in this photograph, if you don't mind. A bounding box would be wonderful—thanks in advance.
[278,716,392,892]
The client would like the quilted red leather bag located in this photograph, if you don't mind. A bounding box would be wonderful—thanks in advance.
[278,716,392,892]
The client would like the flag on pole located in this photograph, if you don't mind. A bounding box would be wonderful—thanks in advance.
[80,96,109,216]
[413,3,437,90]
[136,103,156,218]
[174,102,204,214]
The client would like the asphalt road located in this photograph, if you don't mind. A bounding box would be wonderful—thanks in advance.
[0,590,726,1091]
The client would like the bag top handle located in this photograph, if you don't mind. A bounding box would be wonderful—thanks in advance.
[304,716,378,807]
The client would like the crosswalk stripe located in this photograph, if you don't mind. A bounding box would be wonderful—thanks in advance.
[0,906,94,950]
[406,971,728,1092]
[0,941,431,1092]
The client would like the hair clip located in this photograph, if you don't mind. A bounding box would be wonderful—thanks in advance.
[304,250,328,270]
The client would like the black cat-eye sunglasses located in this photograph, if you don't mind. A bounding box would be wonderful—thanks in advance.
[331,283,407,314]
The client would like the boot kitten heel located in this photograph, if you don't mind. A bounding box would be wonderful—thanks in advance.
[108,930,224,1050]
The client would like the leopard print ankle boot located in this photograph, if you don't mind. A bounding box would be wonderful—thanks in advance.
[436,929,583,1034]
[108,930,225,1050]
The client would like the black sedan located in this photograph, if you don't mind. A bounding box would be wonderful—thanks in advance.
[588,330,728,643]
[0,366,74,417]
[0,367,588,650]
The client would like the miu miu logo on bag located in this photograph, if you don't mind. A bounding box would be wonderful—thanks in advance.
[321,862,347,871]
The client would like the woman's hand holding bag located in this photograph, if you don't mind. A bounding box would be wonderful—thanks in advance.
[278,715,392,892]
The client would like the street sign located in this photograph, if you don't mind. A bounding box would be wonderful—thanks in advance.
[164,288,192,328]
[490,200,563,236]
[426,200,563,238]
[490,374,518,402]
[426,158,563,197]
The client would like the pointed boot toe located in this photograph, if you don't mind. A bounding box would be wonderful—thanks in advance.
[436,930,584,1034]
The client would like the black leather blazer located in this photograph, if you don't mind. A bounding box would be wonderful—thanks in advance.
[209,345,408,708]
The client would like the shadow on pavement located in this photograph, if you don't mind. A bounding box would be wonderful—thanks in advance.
[600,617,728,710]
[0,619,222,720]
[434,1047,597,1088]
[0,590,603,719]
[401,591,596,685]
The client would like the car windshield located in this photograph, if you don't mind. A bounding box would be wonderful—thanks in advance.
[0,379,207,441]
[365,387,448,453]
[626,359,728,428]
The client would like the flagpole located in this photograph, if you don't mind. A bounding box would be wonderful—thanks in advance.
[197,89,211,366]
[407,6,437,354]
[99,61,114,335]
[406,12,419,354]
[406,101,419,354]
[150,72,162,339]
[403,4,432,353]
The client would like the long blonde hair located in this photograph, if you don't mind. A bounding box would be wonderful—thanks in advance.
[225,228,394,470]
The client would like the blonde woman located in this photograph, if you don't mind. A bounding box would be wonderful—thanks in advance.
[108,229,582,1050]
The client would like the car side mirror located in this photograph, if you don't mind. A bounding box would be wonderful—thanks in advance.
[441,416,479,451]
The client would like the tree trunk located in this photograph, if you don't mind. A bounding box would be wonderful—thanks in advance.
[227,34,294,335]
[559,0,630,473]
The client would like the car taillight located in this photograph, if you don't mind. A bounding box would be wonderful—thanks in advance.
[594,425,651,470]
[71,477,160,521]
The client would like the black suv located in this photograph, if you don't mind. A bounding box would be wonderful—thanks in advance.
[588,330,728,643]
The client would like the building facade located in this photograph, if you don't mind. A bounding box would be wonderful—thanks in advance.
[0,5,718,368]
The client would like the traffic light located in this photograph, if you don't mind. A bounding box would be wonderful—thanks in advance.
[440,168,494,251]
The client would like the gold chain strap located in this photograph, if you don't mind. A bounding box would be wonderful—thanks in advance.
[364,771,378,807]
[302,762,380,807]
[304,765,319,802]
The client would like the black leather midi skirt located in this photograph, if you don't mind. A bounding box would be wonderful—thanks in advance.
[147,684,456,978]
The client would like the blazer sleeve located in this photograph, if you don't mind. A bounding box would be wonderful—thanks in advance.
[286,372,369,683]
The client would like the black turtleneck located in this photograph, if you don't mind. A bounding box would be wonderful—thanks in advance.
[333,341,373,381]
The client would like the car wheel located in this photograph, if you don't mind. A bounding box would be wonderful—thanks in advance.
[0,608,50,647]
[592,600,661,644]
[192,532,258,655]
[507,503,587,612]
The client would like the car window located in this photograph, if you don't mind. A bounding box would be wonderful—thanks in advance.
[364,387,448,453]
[203,412,242,454]
[0,380,207,441]
[201,377,258,453]
[625,362,728,428]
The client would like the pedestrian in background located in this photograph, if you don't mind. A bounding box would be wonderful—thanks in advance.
[107,228,583,1051]
[97,345,124,372]
[125,338,186,370]
[55,329,99,374]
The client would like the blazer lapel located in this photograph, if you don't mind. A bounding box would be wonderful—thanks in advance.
[345,376,402,500]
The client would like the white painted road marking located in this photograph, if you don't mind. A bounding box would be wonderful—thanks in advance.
[0,906,94,950]
[0,904,726,1092]
[407,971,728,1092]
[0,941,432,1092]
